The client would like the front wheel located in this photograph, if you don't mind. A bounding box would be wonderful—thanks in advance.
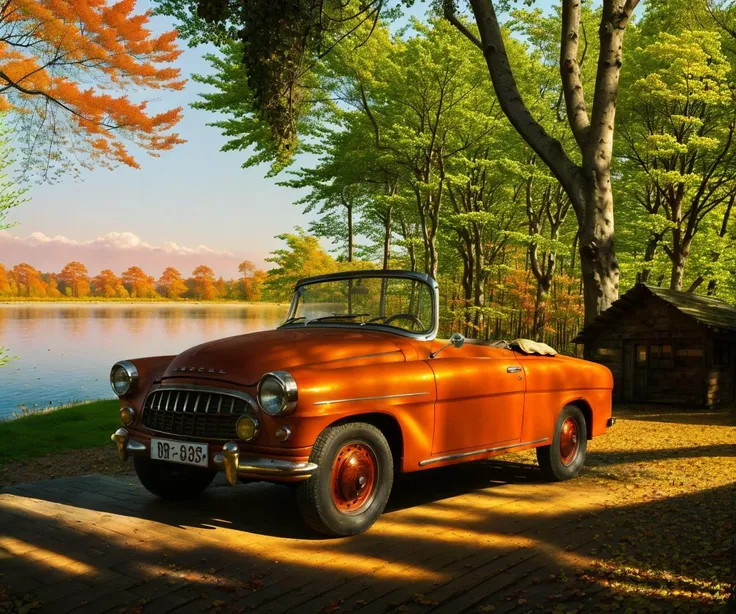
[134,456,217,500]
[296,422,394,536]
[536,405,588,481]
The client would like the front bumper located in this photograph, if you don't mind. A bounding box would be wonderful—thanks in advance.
[111,428,317,484]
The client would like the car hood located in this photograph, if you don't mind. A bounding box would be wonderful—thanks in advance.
[162,327,408,386]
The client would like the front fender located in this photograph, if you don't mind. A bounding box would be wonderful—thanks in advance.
[115,355,176,426]
[280,361,437,470]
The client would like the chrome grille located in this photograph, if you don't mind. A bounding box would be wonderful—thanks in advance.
[141,387,252,439]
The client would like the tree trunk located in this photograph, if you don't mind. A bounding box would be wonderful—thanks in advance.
[577,170,619,323]
[639,231,663,284]
[532,277,551,341]
[670,246,686,291]
[472,230,485,334]
[458,0,635,324]
[347,202,354,263]
[382,206,392,270]
[668,229,692,291]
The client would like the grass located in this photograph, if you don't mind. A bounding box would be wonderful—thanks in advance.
[0,400,119,466]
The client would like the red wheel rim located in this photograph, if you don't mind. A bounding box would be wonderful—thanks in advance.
[559,417,579,466]
[330,442,378,514]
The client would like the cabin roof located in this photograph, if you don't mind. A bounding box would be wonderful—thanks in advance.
[573,284,736,343]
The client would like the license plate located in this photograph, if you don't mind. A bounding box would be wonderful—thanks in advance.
[151,438,208,468]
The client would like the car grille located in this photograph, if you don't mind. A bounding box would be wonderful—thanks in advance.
[141,388,253,440]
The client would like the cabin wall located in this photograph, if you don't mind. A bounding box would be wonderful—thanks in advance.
[705,334,736,408]
[583,295,707,405]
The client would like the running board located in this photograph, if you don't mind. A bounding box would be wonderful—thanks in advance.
[418,438,549,466]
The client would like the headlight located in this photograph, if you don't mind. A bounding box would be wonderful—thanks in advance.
[110,361,138,397]
[257,371,297,416]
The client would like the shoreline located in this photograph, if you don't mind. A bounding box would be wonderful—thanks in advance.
[0,300,288,307]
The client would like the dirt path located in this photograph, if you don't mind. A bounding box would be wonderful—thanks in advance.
[0,446,130,489]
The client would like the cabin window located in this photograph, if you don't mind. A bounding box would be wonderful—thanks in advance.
[713,342,731,367]
[676,348,703,357]
[649,344,673,368]
[675,346,704,367]
[596,348,619,359]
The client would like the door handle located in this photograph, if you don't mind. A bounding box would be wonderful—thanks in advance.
[507,366,522,373]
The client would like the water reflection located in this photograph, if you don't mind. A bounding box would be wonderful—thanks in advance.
[0,304,288,418]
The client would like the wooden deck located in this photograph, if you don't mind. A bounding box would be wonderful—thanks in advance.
[0,461,621,613]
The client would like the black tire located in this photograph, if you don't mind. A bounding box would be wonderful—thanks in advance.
[133,456,217,500]
[536,405,588,481]
[296,422,394,537]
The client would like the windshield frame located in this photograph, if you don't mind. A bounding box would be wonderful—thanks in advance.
[279,270,440,341]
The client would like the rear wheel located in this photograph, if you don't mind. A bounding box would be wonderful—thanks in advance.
[536,405,588,481]
[134,456,217,500]
[296,422,394,536]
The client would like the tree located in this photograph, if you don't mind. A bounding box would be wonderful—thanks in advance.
[0,264,9,295]
[58,262,90,298]
[2,0,186,180]
[44,273,63,298]
[189,265,218,300]
[263,229,338,302]
[157,267,188,299]
[238,260,267,301]
[157,0,642,322]
[92,269,128,298]
[617,29,736,291]
[122,266,158,298]
[11,263,45,297]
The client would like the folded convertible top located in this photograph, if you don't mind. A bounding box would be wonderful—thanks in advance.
[487,338,558,356]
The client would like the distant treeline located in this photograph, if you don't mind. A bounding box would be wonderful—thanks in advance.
[0,261,268,301]
[0,231,375,304]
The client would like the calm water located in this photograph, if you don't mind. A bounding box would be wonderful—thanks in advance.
[0,304,288,419]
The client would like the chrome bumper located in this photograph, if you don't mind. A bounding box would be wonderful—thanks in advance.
[110,428,317,484]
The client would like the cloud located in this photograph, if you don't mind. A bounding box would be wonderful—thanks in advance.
[0,231,263,278]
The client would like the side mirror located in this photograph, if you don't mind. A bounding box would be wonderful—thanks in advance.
[450,332,465,348]
[430,332,465,359]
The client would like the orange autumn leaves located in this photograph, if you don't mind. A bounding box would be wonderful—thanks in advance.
[1,0,185,174]
[0,260,268,301]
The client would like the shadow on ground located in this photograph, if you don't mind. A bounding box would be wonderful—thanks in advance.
[1,451,732,613]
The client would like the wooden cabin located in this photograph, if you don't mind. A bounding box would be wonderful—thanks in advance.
[573,284,736,408]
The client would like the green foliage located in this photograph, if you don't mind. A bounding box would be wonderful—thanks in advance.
[160,0,736,340]
[0,119,27,230]
[263,228,339,302]
[616,22,736,290]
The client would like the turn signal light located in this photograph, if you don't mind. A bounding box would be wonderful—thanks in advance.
[236,416,259,442]
[120,407,135,426]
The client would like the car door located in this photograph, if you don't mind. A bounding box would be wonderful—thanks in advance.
[427,342,526,455]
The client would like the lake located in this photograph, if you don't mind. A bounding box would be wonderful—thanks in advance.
[0,303,288,420]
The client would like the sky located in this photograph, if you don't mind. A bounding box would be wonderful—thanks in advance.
[1,1,562,280]
[0,1,431,279]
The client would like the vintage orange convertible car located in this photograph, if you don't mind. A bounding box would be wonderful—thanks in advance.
[110,270,614,535]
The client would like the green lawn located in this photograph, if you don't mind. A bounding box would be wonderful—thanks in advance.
[0,400,119,465]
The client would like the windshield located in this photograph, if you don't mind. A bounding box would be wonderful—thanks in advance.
[282,274,435,336]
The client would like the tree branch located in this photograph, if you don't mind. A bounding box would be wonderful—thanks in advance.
[443,0,482,50]
[560,0,590,146]
[465,0,580,211]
